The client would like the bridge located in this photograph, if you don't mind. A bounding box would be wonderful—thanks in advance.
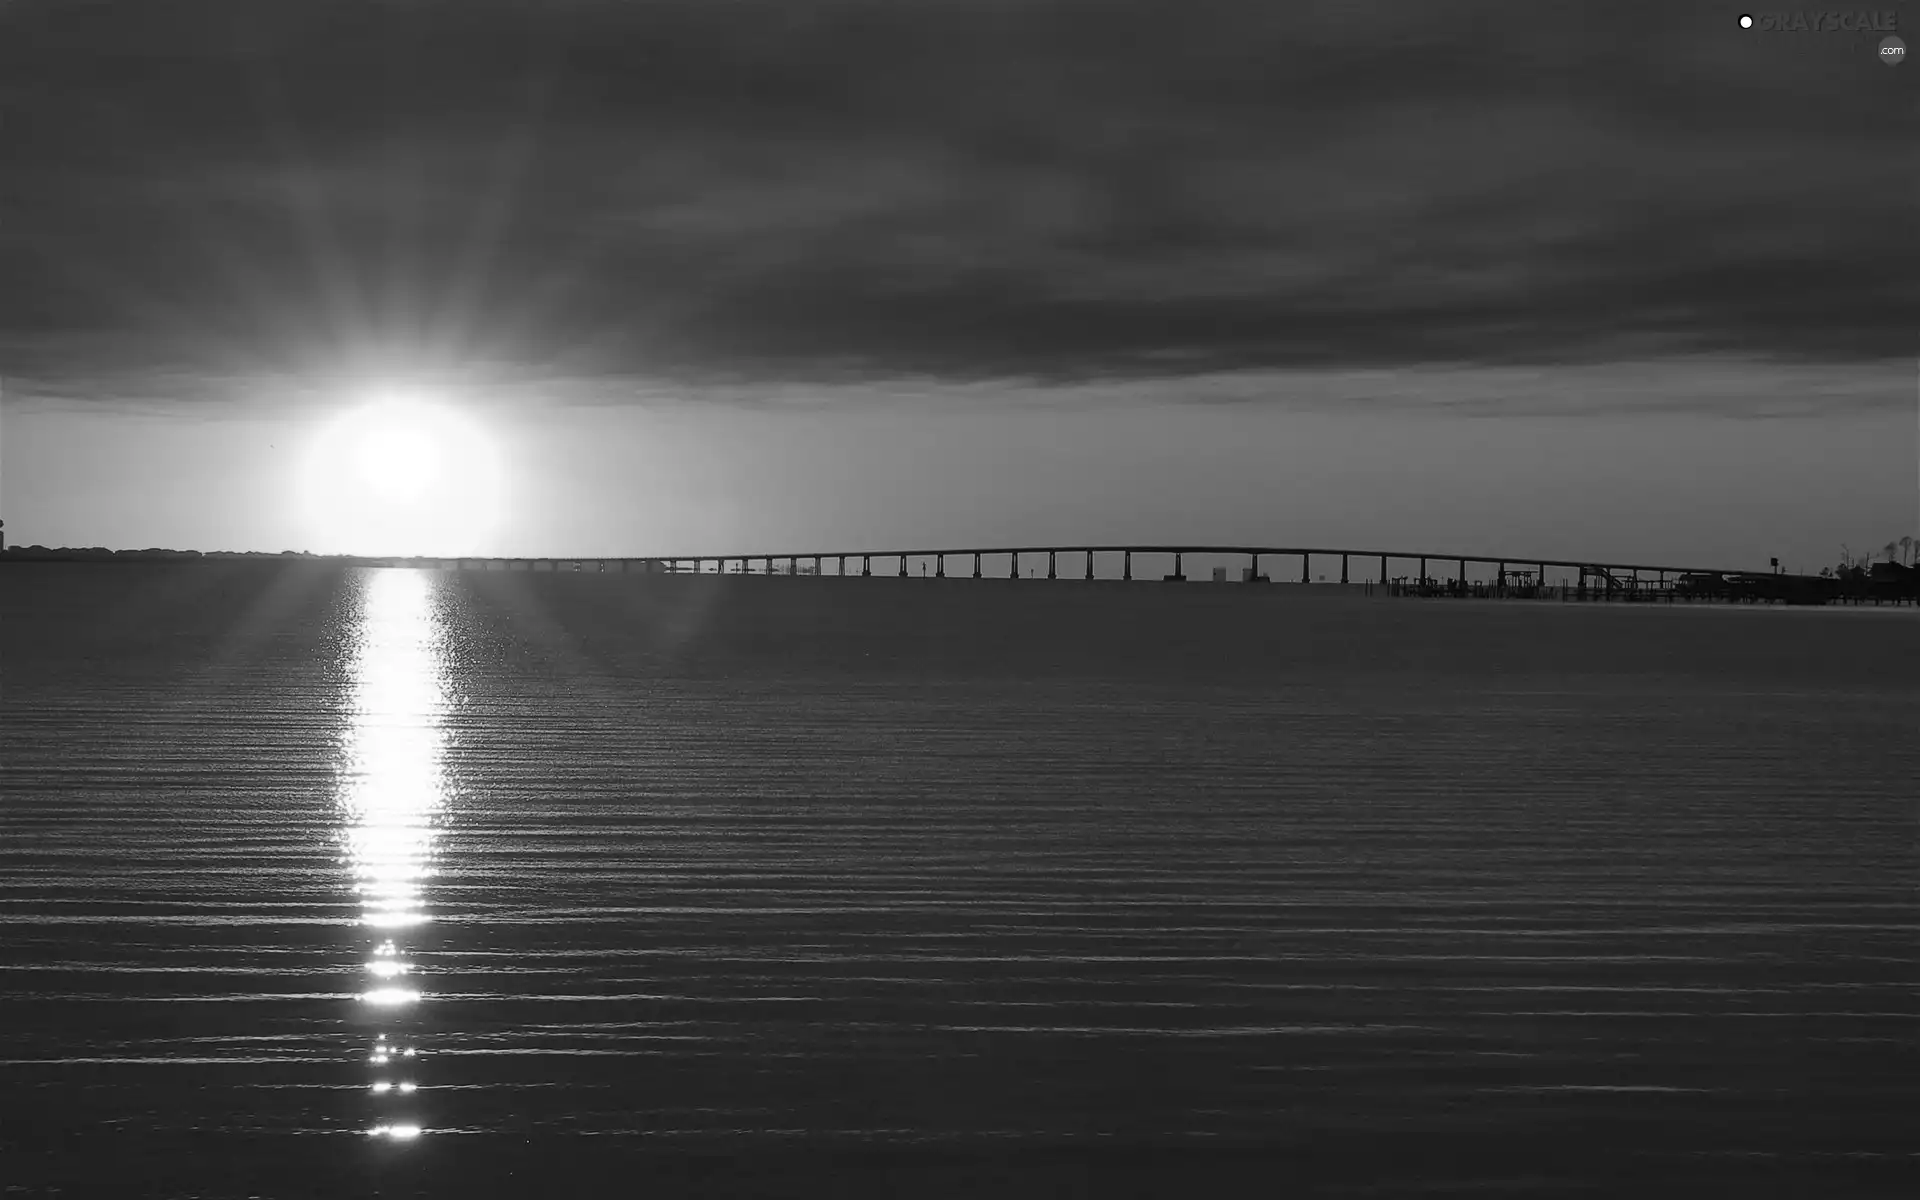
[369,544,1754,594]
[15,541,1905,602]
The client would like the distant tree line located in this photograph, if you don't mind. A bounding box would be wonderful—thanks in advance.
[0,545,320,560]
[1804,535,1919,602]
[1826,535,1917,574]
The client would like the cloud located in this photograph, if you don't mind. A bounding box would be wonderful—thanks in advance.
[0,0,1909,403]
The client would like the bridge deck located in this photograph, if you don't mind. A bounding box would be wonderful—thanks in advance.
[400,545,1751,580]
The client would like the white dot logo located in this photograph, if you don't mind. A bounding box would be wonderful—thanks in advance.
[1881,35,1906,64]
[1739,13,1753,28]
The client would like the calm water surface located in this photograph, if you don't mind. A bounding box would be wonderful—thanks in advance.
[3,564,1915,1197]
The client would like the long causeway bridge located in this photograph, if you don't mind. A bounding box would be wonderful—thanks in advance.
[370,544,1751,594]
[8,541,1912,602]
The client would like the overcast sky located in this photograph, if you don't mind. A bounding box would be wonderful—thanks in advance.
[0,0,1912,566]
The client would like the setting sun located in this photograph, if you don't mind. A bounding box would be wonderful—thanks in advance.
[351,419,442,504]
[298,391,505,556]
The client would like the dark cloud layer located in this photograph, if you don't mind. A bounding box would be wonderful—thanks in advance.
[0,0,1910,399]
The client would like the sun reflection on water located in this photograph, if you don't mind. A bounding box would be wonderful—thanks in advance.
[341,568,449,1138]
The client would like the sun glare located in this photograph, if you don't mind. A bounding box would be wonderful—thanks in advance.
[299,390,505,556]
[353,421,441,503]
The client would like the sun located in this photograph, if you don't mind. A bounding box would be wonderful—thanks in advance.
[350,412,443,503]
[299,390,506,556]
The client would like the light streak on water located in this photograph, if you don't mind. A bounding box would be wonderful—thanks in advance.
[340,568,451,1143]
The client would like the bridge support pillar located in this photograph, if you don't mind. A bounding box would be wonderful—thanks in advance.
[862,555,871,577]
[1124,551,1132,581]
[1380,555,1387,584]
[1048,550,1056,579]
[1301,553,1310,584]
[1458,558,1466,588]
[936,555,945,578]
[1340,553,1348,584]
[1009,552,1019,579]
[1250,552,1260,582]
[899,555,909,578]
[973,552,982,579]
[1086,551,1094,580]
[1419,557,1427,585]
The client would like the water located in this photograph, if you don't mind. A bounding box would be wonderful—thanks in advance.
[3,564,1915,1197]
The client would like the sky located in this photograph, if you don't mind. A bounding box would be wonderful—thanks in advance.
[0,0,1913,570]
